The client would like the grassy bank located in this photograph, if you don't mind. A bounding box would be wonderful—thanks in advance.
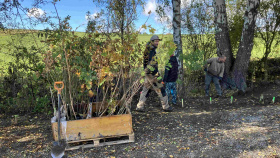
[0,31,279,75]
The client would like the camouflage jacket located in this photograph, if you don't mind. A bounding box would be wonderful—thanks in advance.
[143,41,159,75]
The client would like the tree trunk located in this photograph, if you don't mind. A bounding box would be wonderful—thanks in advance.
[172,0,185,97]
[262,47,271,81]
[231,0,260,91]
[213,0,233,75]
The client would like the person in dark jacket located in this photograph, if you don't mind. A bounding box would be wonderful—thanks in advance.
[136,35,173,112]
[163,54,178,105]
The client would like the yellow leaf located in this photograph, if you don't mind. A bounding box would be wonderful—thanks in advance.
[142,24,147,29]
[169,155,174,158]
[149,28,156,34]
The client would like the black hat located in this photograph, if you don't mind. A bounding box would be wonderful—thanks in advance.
[150,35,161,41]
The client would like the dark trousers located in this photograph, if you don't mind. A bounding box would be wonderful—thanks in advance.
[205,72,222,96]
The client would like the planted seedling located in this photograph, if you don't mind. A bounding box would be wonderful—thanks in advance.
[14,115,19,124]
[260,94,264,104]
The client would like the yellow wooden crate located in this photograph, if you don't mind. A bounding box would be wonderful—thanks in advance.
[52,113,134,150]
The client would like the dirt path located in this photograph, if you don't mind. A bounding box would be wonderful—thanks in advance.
[0,83,280,158]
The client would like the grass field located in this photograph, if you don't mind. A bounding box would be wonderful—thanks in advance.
[0,30,49,75]
[0,30,279,75]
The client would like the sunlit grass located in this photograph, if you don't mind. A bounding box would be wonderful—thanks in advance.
[0,30,279,75]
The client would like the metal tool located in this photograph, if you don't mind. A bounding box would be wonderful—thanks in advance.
[51,81,66,158]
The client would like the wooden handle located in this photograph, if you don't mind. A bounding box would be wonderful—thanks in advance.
[54,81,64,94]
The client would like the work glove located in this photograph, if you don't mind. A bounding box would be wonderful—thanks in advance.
[162,81,166,88]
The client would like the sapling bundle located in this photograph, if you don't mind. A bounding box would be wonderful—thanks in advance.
[42,20,143,120]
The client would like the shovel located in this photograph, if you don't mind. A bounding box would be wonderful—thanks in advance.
[51,81,66,158]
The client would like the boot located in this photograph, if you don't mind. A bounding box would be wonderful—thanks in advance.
[163,106,173,112]
[136,101,145,112]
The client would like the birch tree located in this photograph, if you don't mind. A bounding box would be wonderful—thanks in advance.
[213,0,233,75]
[172,0,185,96]
[231,0,260,91]
[213,0,260,91]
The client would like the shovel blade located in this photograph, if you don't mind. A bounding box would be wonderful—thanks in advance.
[51,140,66,158]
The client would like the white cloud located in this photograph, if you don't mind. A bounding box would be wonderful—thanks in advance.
[143,0,157,16]
[155,11,172,23]
[85,13,98,21]
[153,5,173,30]
[143,0,191,16]
[141,0,192,32]
[27,8,45,19]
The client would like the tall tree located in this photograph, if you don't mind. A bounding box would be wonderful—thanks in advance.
[213,0,233,75]
[213,0,260,91]
[172,0,184,96]
[256,0,280,80]
[231,0,260,91]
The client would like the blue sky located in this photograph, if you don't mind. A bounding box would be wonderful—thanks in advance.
[18,0,172,34]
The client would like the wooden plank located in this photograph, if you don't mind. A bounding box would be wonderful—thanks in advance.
[53,133,135,151]
[129,133,135,142]
[65,139,132,151]
[66,133,132,143]
[93,140,99,147]
[64,133,134,151]
[52,114,133,141]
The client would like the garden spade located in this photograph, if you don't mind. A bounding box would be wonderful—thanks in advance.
[51,81,66,158]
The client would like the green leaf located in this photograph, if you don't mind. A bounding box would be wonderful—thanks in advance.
[23,84,28,88]
[140,78,145,84]
[147,65,155,71]
[99,78,106,87]
[33,73,38,80]
[176,79,182,84]
[101,52,107,57]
